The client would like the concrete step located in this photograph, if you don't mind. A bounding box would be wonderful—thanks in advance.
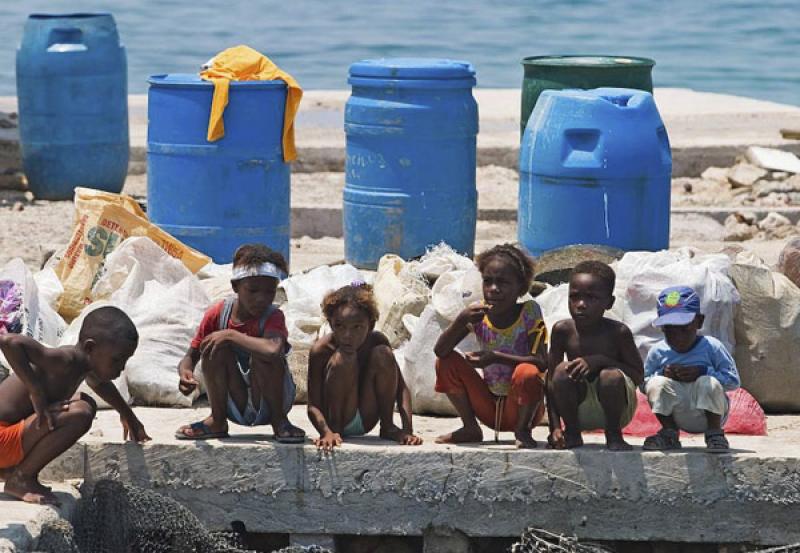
[38,406,800,545]
[0,482,79,552]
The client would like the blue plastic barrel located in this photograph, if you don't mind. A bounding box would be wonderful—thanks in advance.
[16,13,128,200]
[147,74,290,264]
[518,87,672,256]
[344,58,478,269]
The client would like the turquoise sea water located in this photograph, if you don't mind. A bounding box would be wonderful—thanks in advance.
[1,0,798,105]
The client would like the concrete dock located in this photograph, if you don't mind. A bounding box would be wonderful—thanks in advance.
[0,407,791,549]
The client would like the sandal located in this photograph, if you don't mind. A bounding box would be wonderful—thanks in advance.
[274,420,306,444]
[175,421,229,440]
[705,430,730,453]
[643,428,682,451]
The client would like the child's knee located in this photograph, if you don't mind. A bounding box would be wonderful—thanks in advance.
[368,344,395,369]
[550,362,572,387]
[645,375,672,397]
[512,363,542,388]
[696,375,724,398]
[71,396,97,431]
[201,346,235,368]
[435,351,464,376]
[78,392,98,415]
[597,368,626,391]
[251,353,284,373]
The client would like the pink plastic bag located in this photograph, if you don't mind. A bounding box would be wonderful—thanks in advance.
[623,387,767,436]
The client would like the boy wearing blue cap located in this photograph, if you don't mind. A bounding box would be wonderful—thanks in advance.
[642,286,740,452]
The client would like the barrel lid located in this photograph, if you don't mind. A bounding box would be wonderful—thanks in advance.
[349,58,475,80]
[148,73,287,88]
[29,12,112,19]
[521,55,655,68]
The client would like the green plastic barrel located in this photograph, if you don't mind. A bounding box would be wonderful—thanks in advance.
[520,55,654,136]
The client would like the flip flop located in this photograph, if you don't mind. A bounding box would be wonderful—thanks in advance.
[643,428,682,451]
[175,421,229,440]
[274,420,306,444]
[705,430,730,453]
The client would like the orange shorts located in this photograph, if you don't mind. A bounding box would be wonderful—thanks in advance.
[435,352,545,431]
[0,420,25,469]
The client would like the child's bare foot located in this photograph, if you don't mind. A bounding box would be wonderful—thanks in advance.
[4,472,60,506]
[514,429,538,449]
[435,425,483,444]
[564,430,584,449]
[605,431,633,451]
[380,425,423,445]
[547,429,566,449]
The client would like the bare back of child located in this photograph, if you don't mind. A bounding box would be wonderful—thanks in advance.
[547,261,643,451]
[0,306,146,505]
[307,284,421,450]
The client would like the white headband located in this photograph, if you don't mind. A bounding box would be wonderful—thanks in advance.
[231,262,286,281]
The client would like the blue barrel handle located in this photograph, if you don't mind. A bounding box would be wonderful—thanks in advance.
[46,27,87,52]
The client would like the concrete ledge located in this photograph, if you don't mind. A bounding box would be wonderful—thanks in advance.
[39,408,800,546]
[0,483,79,553]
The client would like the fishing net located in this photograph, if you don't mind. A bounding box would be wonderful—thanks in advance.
[750,546,800,553]
[511,528,615,553]
[511,528,800,553]
[33,479,331,553]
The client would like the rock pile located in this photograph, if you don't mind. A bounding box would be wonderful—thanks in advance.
[674,147,800,209]
[0,111,25,191]
[723,211,800,242]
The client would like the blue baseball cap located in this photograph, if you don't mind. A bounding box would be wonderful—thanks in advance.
[653,286,701,327]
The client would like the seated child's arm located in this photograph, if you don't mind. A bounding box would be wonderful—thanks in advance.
[581,324,644,385]
[434,302,489,358]
[306,336,340,449]
[86,373,151,443]
[545,321,569,441]
[642,347,662,389]
[200,330,285,364]
[707,340,740,391]
[0,334,68,430]
[178,347,202,396]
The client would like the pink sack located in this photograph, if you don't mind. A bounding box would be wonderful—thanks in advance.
[623,387,767,436]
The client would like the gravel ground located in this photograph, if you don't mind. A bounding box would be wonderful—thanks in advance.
[0,165,793,272]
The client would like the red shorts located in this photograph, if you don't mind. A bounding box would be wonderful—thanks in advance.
[435,352,545,431]
[0,420,25,469]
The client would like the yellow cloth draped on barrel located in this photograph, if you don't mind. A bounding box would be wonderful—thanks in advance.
[200,45,302,162]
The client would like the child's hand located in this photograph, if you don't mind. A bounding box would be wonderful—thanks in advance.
[457,302,491,329]
[30,389,56,431]
[565,357,593,381]
[673,365,704,382]
[465,350,495,368]
[178,368,198,396]
[664,364,679,380]
[122,415,152,443]
[547,428,566,449]
[200,330,236,359]
[314,431,342,452]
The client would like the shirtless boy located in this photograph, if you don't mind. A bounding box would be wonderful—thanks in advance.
[0,306,149,505]
[547,261,644,451]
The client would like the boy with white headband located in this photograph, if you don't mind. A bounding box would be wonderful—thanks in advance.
[175,244,305,443]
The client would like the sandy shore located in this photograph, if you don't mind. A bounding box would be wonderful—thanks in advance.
[1,165,794,275]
